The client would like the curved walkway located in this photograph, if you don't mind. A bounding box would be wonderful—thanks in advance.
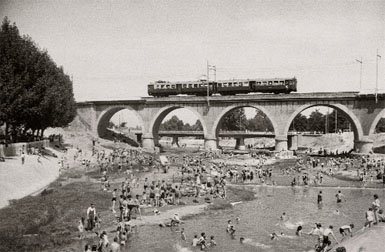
[0,154,60,208]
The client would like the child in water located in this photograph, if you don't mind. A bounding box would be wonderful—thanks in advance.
[208,235,217,247]
[270,232,279,240]
[296,225,303,236]
[226,220,232,232]
[229,225,236,236]
[180,228,186,241]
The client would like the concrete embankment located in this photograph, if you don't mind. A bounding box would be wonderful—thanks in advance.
[332,223,385,252]
[0,154,60,208]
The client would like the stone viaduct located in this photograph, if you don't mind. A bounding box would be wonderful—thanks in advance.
[75,92,385,153]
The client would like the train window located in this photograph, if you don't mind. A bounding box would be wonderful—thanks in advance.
[274,81,278,85]
[257,82,261,85]
[183,84,187,88]
[161,85,164,89]
[189,84,192,88]
[166,85,170,88]
[280,81,284,84]
[171,85,175,88]
[229,83,232,87]
[194,84,198,88]
[218,83,222,87]
[268,81,272,85]
[262,81,267,85]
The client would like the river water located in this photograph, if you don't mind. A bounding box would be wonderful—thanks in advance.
[123,186,385,252]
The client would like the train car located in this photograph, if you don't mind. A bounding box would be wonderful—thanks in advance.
[147,77,297,97]
[249,77,297,94]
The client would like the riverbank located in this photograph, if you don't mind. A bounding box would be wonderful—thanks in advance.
[2,144,384,252]
[332,223,385,252]
[0,154,60,208]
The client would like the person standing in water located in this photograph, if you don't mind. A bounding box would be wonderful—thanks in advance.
[372,194,381,224]
[111,189,117,213]
[317,191,323,205]
[321,226,339,252]
[86,203,96,231]
[335,191,345,203]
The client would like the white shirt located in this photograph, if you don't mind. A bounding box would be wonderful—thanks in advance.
[373,199,380,209]
[87,207,96,216]
[192,238,199,246]
[323,228,333,236]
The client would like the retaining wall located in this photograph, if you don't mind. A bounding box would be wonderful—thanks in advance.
[0,140,49,157]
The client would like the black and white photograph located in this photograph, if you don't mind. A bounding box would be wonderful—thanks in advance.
[0,0,385,251]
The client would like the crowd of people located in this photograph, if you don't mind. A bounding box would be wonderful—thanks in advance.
[64,142,385,252]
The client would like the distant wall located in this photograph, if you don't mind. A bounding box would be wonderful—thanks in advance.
[0,140,49,157]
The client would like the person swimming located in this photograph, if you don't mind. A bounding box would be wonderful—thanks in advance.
[270,232,279,240]
[280,212,288,221]
[229,225,236,236]
[226,220,232,233]
[296,225,303,236]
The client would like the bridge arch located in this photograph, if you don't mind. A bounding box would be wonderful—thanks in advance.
[149,105,208,145]
[211,104,278,136]
[368,108,385,136]
[96,105,144,139]
[283,103,364,142]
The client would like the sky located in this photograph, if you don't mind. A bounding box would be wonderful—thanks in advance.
[1,0,385,125]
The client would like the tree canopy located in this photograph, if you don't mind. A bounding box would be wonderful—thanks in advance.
[220,108,273,132]
[159,115,203,131]
[0,17,76,142]
[289,109,352,133]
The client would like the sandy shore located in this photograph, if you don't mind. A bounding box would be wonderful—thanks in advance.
[0,154,60,208]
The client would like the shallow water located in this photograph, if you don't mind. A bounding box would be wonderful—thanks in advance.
[123,186,385,252]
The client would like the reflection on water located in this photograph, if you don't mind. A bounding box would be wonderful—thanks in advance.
[124,187,385,252]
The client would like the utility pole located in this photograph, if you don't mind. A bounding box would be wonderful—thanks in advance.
[206,62,216,107]
[335,109,337,133]
[376,49,381,103]
[355,58,362,91]
[325,108,329,134]
[206,61,210,106]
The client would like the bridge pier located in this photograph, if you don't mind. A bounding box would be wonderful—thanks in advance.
[275,135,288,151]
[171,136,180,147]
[355,136,374,154]
[288,135,298,150]
[204,135,217,151]
[235,137,246,150]
[142,133,155,150]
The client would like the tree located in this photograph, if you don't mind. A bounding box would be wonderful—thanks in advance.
[376,118,385,133]
[247,110,274,131]
[307,110,326,133]
[0,17,76,141]
[327,110,351,133]
[159,115,184,131]
[221,108,248,131]
[191,120,203,131]
[289,114,308,132]
[159,116,203,131]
